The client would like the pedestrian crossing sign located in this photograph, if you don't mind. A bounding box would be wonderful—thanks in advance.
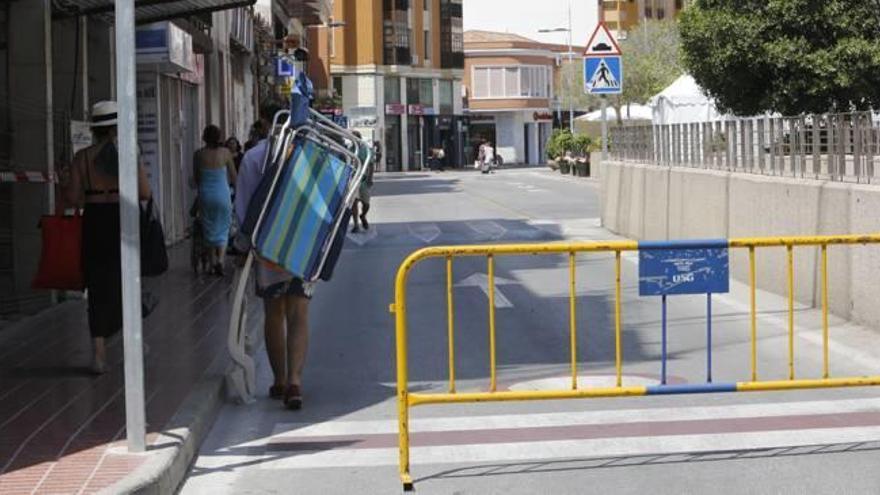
[584,56,623,95]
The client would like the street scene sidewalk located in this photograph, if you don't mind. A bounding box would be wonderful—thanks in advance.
[0,247,258,494]
[181,169,880,495]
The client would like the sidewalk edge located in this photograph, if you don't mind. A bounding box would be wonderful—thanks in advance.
[99,365,227,495]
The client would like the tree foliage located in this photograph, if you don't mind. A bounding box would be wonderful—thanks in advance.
[557,20,682,125]
[680,0,880,116]
[620,20,683,107]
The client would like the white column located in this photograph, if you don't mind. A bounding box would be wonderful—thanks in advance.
[114,0,147,453]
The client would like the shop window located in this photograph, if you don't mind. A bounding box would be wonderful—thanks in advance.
[407,78,420,103]
[385,76,401,103]
[439,79,453,114]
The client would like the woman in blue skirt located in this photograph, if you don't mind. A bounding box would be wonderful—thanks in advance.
[194,125,237,276]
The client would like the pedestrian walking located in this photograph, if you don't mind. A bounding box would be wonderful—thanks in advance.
[481,140,496,174]
[194,125,237,276]
[234,115,313,410]
[65,101,152,374]
[351,130,374,233]
[226,137,244,173]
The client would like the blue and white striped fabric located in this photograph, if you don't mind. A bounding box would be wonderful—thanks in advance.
[254,139,352,281]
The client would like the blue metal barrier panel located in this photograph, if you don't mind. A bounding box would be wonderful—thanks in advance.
[639,240,730,296]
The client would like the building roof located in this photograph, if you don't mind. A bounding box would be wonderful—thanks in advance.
[464,30,541,44]
[464,29,584,54]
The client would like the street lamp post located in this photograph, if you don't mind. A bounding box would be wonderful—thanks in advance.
[539,2,574,132]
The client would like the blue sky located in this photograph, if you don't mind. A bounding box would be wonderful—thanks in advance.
[463,0,599,48]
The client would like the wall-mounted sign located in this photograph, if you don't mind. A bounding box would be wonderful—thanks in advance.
[385,103,406,115]
[408,104,426,116]
[136,22,193,74]
[533,112,554,122]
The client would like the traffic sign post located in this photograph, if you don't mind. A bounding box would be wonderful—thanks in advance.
[582,22,623,161]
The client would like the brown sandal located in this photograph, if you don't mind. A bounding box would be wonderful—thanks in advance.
[283,384,302,410]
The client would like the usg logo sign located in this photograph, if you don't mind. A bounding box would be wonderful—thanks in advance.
[673,273,695,284]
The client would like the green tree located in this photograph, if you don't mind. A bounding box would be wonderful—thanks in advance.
[620,20,683,110]
[680,0,880,116]
[564,20,682,125]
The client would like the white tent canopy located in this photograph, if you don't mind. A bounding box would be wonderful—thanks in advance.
[577,104,653,122]
[648,75,728,125]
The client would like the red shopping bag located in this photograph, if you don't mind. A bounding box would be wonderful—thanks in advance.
[32,212,84,290]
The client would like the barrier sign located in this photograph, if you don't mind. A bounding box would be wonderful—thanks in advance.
[638,240,730,296]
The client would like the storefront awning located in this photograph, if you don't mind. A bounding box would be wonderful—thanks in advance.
[53,0,257,24]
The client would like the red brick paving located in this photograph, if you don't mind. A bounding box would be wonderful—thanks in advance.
[0,248,246,494]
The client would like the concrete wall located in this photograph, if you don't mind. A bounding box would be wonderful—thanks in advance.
[601,161,880,329]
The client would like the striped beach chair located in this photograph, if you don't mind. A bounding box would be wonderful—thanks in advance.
[252,138,354,282]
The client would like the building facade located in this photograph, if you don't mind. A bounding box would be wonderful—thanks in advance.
[0,0,331,319]
[598,0,689,39]
[463,31,576,166]
[330,0,465,172]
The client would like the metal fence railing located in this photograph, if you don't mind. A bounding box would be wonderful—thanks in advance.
[610,112,880,183]
[391,234,880,490]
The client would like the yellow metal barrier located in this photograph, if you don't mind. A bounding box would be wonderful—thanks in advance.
[390,234,880,490]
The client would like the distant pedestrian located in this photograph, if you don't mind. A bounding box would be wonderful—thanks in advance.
[226,137,244,173]
[482,141,496,174]
[234,113,313,410]
[65,101,152,374]
[351,130,374,233]
[194,125,237,276]
[245,121,267,152]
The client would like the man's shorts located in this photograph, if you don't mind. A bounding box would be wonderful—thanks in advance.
[256,277,315,300]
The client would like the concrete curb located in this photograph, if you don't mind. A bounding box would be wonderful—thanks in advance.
[99,364,227,495]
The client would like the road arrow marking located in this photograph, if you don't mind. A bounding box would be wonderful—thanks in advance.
[408,223,441,244]
[346,226,378,246]
[466,220,506,240]
[455,273,516,308]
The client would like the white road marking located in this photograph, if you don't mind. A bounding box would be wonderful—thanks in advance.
[265,397,880,439]
[203,398,880,471]
[408,223,441,243]
[254,427,880,469]
[455,272,516,308]
[346,226,378,246]
[466,220,506,240]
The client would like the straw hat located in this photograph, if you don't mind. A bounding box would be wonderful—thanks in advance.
[90,101,118,127]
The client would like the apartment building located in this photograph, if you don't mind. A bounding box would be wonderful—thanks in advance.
[464,31,578,165]
[598,0,688,39]
[331,0,465,172]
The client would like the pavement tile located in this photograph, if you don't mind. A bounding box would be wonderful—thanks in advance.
[0,246,231,494]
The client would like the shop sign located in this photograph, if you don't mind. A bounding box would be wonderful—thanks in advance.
[136,22,193,74]
[408,104,425,116]
[469,114,495,123]
[534,111,554,122]
[385,103,406,115]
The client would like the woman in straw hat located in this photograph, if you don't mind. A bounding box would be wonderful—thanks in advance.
[66,101,151,374]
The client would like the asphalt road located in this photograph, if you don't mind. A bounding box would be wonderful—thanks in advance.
[181,167,880,495]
